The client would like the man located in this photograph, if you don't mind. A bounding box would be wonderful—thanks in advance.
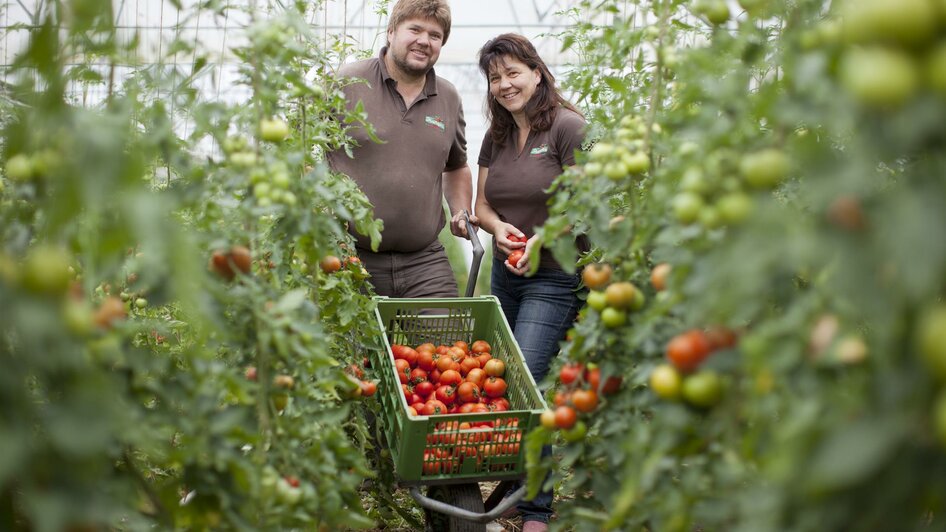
[327,0,477,298]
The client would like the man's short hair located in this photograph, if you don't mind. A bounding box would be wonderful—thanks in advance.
[387,0,452,45]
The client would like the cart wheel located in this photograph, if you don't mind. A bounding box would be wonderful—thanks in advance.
[424,483,487,532]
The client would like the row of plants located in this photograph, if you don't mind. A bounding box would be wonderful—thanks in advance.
[526,0,946,529]
[0,1,418,529]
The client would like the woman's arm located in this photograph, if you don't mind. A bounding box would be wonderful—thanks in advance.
[474,166,526,256]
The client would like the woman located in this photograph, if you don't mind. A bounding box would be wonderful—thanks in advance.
[475,33,587,532]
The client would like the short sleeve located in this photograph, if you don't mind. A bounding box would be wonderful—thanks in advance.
[554,109,587,167]
[477,134,494,167]
[444,99,468,172]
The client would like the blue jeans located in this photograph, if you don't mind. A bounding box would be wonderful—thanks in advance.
[491,258,583,523]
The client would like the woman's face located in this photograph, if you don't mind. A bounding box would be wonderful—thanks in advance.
[488,55,541,118]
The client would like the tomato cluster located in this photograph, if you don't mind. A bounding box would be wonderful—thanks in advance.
[582,263,645,329]
[540,363,622,442]
[649,326,738,408]
[389,340,510,417]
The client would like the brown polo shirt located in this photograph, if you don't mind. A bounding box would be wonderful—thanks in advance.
[327,48,468,253]
[478,107,587,271]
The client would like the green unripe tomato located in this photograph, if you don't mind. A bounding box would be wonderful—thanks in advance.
[589,142,615,162]
[135,297,148,309]
[840,0,936,48]
[697,0,730,25]
[716,192,754,225]
[679,167,709,195]
[271,171,291,189]
[917,305,946,381]
[740,149,789,189]
[672,192,705,224]
[253,182,272,199]
[682,371,723,408]
[604,161,628,181]
[584,162,604,176]
[586,290,608,312]
[698,206,723,229]
[62,299,94,336]
[259,118,290,142]
[839,47,919,109]
[5,154,33,182]
[623,151,650,174]
[600,307,627,328]
[21,246,73,295]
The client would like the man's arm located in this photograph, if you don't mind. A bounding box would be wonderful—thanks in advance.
[443,165,476,238]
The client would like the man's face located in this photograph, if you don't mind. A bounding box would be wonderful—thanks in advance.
[387,17,445,77]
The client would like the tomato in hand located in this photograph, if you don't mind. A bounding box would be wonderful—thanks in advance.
[506,249,525,268]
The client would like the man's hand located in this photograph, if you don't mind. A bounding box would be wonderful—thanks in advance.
[450,210,479,239]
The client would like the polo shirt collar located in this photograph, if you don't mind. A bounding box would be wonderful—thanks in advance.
[378,47,439,97]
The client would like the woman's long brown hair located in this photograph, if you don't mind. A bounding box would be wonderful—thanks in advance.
[477,33,581,145]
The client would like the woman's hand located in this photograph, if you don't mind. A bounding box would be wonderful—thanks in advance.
[504,234,537,276]
[496,224,527,255]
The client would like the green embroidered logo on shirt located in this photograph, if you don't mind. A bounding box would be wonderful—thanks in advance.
[425,115,445,130]
[530,144,549,157]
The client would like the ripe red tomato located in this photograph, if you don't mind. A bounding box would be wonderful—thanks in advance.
[359,380,377,397]
[666,329,712,372]
[409,368,428,385]
[453,340,470,354]
[394,359,410,383]
[460,356,480,375]
[417,350,436,371]
[506,249,525,267]
[584,367,622,395]
[422,399,448,416]
[559,363,583,386]
[465,368,487,387]
[651,263,671,291]
[319,255,342,274]
[391,344,419,366]
[457,381,481,403]
[483,359,505,377]
[436,385,457,405]
[439,369,462,387]
[436,355,456,373]
[229,245,252,275]
[471,340,491,354]
[508,234,528,243]
[245,366,258,381]
[488,397,510,411]
[554,405,578,429]
[414,380,435,398]
[483,376,507,398]
[476,353,492,367]
[571,388,599,413]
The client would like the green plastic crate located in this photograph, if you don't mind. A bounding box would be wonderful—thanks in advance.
[370,296,547,486]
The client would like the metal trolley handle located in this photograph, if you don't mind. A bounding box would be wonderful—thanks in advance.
[461,209,484,298]
[409,485,526,524]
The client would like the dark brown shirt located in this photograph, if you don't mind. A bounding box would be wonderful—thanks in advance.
[327,48,468,253]
[478,107,586,271]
